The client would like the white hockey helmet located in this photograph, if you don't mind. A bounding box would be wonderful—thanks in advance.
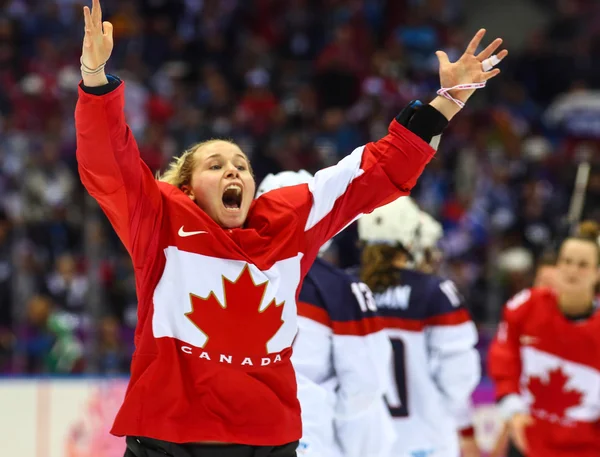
[256,169,334,254]
[358,196,422,252]
[256,169,313,198]
[412,209,444,270]
[418,210,443,250]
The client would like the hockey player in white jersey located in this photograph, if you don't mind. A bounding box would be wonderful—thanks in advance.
[257,171,395,457]
[358,197,481,457]
[417,209,480,457]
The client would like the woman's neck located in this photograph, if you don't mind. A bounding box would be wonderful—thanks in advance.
[558,291,595,318]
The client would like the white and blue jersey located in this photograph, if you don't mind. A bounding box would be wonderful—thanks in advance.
[292,257,395,457]
[375,268,480,457]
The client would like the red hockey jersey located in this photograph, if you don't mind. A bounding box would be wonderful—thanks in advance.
[489,287,600,457]
[74,81,436,445]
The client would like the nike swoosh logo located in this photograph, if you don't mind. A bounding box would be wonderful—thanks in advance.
[178,226,208,237]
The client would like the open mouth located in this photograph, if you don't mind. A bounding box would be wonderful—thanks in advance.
[222,184,242,211]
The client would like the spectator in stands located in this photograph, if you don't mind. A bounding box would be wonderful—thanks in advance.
[0,208,12,329]
[22,139,79,260]
[43,253,89,316]
[14,295,84,374]
[97,315,131,375]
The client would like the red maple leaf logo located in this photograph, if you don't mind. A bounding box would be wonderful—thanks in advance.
[527,367,583,419]
[185,265,284,355]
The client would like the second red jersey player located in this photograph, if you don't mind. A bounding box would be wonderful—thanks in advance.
[489,222,600,457]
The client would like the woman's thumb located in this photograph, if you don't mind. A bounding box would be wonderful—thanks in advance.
[436,50,450,66]
[102,21,113,38]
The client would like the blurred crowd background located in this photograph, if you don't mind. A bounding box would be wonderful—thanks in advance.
[1,0,600,375]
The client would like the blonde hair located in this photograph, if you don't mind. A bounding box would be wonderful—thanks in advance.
[571,220,600,264]
[575,220,600,241]
[157,139,242,188]
[360,244,402,293]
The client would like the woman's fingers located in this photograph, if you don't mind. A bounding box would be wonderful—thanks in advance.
[92,0,102,28]
[480,49,508,79]
[102,21,114,46]
[482,68,501,81]
[83,6,92,30]
[477,38,503,61]
[103,21,113,37]
[435,50,451,66]
[466,29,486,55]
[83,5,93,50]
[497,49,509,61]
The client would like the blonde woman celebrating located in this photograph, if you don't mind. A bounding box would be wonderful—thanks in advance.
[77,1,507,455]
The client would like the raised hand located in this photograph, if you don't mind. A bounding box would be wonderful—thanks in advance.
[436,29,508,105]
[81,0,113,86]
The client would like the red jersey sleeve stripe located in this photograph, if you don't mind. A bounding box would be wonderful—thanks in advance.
[297,302,387,336]
[297,301,331,328]
[331,316,386,336]
[381,308,472,331]
[381,316,425,331]
[425,308,472,326]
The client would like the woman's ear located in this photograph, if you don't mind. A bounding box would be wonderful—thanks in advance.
[181,185,195,201]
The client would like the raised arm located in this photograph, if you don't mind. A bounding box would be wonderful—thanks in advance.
[76,0,161,267]
[278,30,507,263]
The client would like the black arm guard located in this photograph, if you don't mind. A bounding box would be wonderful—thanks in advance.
[395,100,448,144]
[80,74,122,96]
